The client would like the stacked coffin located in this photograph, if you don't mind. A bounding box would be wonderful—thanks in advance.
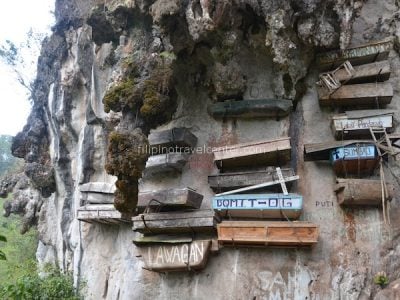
[305,38,396,207]
[77,182,132,225]
[133,128,219,272]
[209,137,319,248]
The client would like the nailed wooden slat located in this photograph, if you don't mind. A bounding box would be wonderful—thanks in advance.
[304,140,372,161]
[318,82,393,107]
[144,153,189,176]
[335,178,394,206]
[213,137,291,169]
[148,127,197,155]
[208,99,293,118]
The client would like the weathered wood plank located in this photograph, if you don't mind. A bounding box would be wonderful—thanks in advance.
[335,178,394,206]
[316,38,393,70]
[217,221,319,247]
[144,153,189,176]
[79,182,116,193]
[304,140,373,161]
[331,110,394,140]
[213,193,302,219]
[213,137,291,169]
[138,188,203,211]
[132,210,219,234]
[136,240,211,272]
[133,234,193,245]
[77,205,132,225]
[208,99,293,118]
[148,128,197,155]
[318,82,393,107]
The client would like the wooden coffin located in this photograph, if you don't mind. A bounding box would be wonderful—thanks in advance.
[79,182,115,204]
[332,110,394,139]
[316,38,393,70]
[330,143,379,176]
[137,188,203,211]
[135,239,211,272]
[213,137,291,169]
[77,204,132,225]
[335,178,394,206]
[208,168,296,192]
[304,140,372,161]
[318,82,393,107]
[208,99,293,118]
[213,193,302,219]
[144,153,189,175]
[217,221,319,247]
[132,210,219,234]
[148,127,197,155]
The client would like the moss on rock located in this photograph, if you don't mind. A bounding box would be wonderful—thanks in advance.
[103,78,140,113]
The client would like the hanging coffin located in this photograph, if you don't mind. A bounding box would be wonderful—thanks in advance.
[334,178,394,206]
[79,182,115,204]
[212,193,302,219]
[217,221,319,247]
[330,143,379,176]
[77,204,132,225]
[132,210,219,234]
[148,127,197,155]
[137,188,203,212]
[144,153,189,176]
[331,110,394,140]
[213,137,291,169]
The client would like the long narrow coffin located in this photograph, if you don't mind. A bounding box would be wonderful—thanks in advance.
[135,239,211,272]
[332,110,394,139]
[148,128,197,154]
[132,210,219,234]
[213,137,291,169]
[80,182,115,204]
[138,188,203,211]
[217,221,319,247]
[335,178,394,206]
[208,168,295,192]
[208,99,293,118]
[304,140,372,161]
[77,205,131,225]
[318,82,393,107]
[144,153,189,175]
[330,143,379,176]
[316,38,393,70]
[213,193,302,219]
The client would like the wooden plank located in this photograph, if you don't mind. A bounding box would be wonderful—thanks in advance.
[132,210,219,234]
[133,234,193,245]
[148,127,197,155]
[316,38,393,70]
[81,193,114,204]
[213,137,291,169]
[304,140,373,161]
[318,82,393,107]
[217,221,318,247]
[212,193,302,219]
[332,110,394,140]
[208,99,293,118]
[145,153,189,176]
[138,188,203,211]
[335,178,394,206]
[208,168,295,192]
[77,206,132,225]
[79,182,116,193]
[136,240,211,272]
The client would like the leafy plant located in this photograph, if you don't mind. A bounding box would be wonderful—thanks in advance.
[374,271,389,288]
[0,234,6,260]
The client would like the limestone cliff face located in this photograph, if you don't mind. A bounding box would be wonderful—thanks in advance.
[6,0,400,299]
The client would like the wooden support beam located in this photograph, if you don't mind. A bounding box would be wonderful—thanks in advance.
[148,127,197,155]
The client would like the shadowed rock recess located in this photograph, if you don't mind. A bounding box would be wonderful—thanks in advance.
[3,0,400,298]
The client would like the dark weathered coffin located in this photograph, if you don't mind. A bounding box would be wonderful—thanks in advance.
[148,127,197,155]
[335,178,394,206]
[331,110,394,140]
[318,82,393,107]
[212,193,302,219]
[316,38,393,70]
[304,140,372,161]
[213,137,291,169]
[217,221,319,247]
[137,188,203,211]
[132,210,219,234]
[144,153,189,175]
[77,205,132,225]
[330,143,379,176]
[208,168,295,192]
[80,182,115,204]
[208,99,293,118]
[135,240,211,272]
